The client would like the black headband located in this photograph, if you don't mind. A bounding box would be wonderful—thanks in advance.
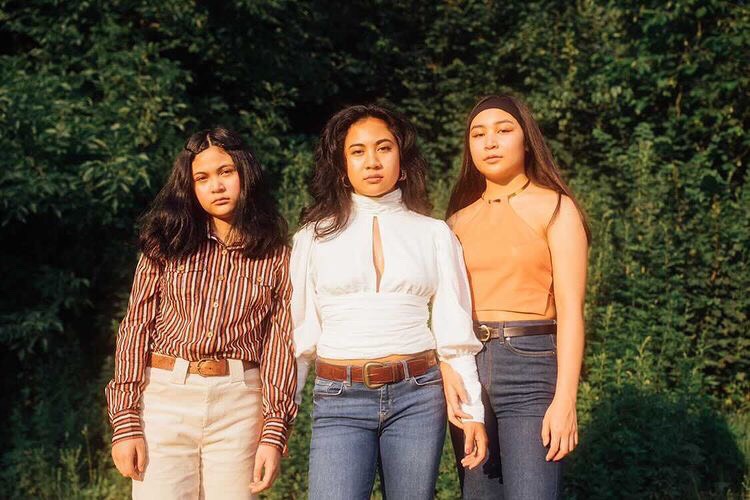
[467,96,523,128]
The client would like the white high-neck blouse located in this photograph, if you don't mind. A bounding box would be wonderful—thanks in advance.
[291,189,484,421]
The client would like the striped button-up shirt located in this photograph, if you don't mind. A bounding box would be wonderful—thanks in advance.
[105,231,297,451]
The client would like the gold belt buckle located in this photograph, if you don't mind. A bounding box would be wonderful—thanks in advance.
[196,358,212,377]
[362,361,386,389]
[478,324,495,342]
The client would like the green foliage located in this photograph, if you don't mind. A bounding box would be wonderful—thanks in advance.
[0,0,747,497]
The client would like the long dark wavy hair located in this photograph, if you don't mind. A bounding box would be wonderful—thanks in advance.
[138,127,288,261]
[300,104,431,238]
[446,94,591,242]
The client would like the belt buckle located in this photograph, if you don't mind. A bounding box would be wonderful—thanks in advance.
[478,324,495,342]
[196,358,212,377]
[362,361,386,389]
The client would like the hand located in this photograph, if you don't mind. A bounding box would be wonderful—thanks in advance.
[541,394,578,461]
[439,362,472,429]
[249,444,282,494]
[112,437,147,481]
[460,422,488,469]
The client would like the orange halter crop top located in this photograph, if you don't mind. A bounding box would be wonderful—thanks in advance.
[449,184,561,316]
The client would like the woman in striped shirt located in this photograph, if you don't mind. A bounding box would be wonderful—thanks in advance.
[106,127,297,499]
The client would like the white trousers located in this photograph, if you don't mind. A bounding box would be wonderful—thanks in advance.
[132,359,262,500]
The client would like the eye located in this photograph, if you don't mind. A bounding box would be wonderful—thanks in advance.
[471,132,485,138]
[194,176,207,183]
[378,145,392,153]
[220,167,235,176]
[350,149,364,156]
[499,128,513,134]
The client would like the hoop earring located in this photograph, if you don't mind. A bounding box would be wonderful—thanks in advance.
[399,170,407,181]
[341,176,351,188]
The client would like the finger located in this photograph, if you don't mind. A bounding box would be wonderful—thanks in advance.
[464,427,476,456]
[476,432,488,466]
[574,428,579,447]
[455,381,468,404]
[447,408,464,429]
[136,441,147,473]
[568,434,577,454]
[553,436,570,461]
[252,455,264,485]
[541,415,551,447]
[545,433,560,461]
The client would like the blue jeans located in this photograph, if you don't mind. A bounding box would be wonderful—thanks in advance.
[450,327,563,499]
[308,365,446,500]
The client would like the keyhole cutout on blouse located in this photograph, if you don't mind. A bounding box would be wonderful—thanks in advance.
[372,216,384,292]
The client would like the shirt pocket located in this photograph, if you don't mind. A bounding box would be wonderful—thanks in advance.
[163,261,205,301]
[235,271,275,313]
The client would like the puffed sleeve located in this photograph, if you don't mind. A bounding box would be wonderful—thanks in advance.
[290,224,322,404]
[431,221,485,422]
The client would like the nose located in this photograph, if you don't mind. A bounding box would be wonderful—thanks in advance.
[365,148,382,169]
[485,132,498,150]
[209,177,225,193]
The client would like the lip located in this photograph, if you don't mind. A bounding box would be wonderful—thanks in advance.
[484,155,503,162]
[212,198,231,205]
[363,175,384,183]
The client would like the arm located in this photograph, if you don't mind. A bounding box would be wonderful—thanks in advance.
[290,226,323,405]
[258,246,298,452]
[431,223,488,468]
[252,246,298,493]
[543,196,588,461]
[105,253,162,478]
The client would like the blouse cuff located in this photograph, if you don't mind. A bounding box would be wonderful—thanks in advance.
[443,354,485,423]
[295,357,312,406]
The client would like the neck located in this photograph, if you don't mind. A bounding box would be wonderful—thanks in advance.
[211,217,233,244]
[483,172,529,199]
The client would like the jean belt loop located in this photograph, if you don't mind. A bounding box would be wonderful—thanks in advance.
[228,359,244,382]
[401,359,411,380]
[170,357,189,385]
[345,365,352,386]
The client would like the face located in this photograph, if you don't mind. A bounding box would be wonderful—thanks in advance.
[191,146,241,222]
[344,117,401,197]
[469,108,526,182]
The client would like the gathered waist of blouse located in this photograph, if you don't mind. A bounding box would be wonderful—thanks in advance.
[315,292,435,360]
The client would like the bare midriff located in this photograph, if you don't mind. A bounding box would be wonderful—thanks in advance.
[319,349,435,366]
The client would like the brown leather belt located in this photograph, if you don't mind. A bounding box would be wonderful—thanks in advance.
[147,352,258,377]
[315,351,438,389]
[474,320,557,342]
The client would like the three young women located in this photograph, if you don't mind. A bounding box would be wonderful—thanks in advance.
[291,104,489,499]
[445,95,590,499]
[106,127,297,498]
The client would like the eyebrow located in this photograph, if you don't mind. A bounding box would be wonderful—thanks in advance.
[347,138,395,149]
[470,120,515,130]
[192,163,235,176]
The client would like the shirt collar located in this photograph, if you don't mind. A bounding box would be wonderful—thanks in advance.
[351,188,405,215]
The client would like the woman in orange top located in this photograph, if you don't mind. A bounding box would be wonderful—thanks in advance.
[443,95,590,499]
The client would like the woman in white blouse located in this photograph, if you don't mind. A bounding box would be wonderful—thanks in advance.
[291,104,488,499]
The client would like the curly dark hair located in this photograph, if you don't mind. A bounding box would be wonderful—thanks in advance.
[138,127,287,261]
[300,104,431,238]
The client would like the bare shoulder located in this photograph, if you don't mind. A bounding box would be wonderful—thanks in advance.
[513,184,561,226]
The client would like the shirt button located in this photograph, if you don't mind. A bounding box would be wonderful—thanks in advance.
[177,264,185,271]
[256,277,263,284]
[213,301,219,308]
[221,249,228,256]
[207,331,214,338]
[217,275,224,281]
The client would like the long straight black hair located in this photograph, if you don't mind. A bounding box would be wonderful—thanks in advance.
[447,95,591,242]
[138,127,287,261]
[300,104,431,238]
